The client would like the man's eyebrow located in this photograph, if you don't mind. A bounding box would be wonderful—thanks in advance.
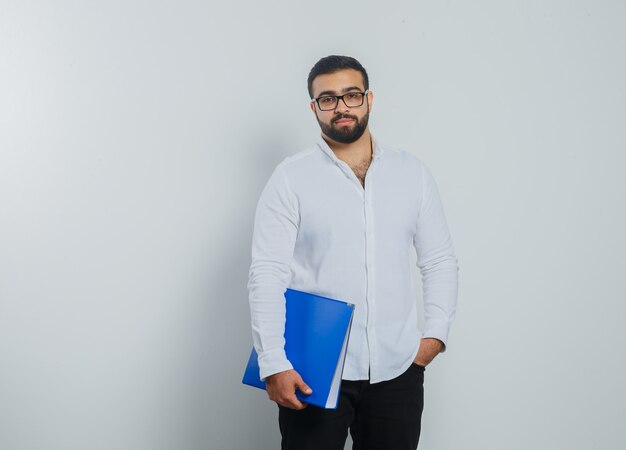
[315,86,363,97]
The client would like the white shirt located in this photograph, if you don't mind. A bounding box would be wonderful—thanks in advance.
[248,136,459,383]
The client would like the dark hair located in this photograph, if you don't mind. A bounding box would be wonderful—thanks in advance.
[307,55,369,98]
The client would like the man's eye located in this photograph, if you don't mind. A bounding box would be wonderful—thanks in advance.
[319,97,335,105]
[346,93,359,100]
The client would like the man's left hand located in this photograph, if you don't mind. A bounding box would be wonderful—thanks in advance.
[413,338,444,367]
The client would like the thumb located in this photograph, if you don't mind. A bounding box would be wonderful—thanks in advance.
[295,375,312,395]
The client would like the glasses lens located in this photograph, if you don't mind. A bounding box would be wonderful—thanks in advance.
[317,96,337,110]
[344,92,364,107]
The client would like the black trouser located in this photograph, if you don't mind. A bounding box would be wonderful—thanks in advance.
[278,363,425,450]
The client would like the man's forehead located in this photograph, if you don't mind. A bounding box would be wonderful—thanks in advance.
[312,69,365,96]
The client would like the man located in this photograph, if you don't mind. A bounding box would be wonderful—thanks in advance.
[247,55,458,450]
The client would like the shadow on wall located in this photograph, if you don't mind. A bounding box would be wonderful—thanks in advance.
[189,134,293,449]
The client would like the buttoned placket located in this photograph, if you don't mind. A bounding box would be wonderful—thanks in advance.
[363,158,378,379]
[330,149,379,379]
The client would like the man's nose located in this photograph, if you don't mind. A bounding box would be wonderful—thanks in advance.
[334,97,350,113]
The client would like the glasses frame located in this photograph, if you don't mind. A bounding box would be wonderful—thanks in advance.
[311,90,370,111]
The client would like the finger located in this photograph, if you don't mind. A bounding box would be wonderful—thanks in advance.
[295,378,312,395]
[283,394,306,410]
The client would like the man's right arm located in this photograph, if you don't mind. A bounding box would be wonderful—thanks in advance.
[247,164,311,408]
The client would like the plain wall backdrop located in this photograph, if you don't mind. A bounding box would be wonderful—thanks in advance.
[1,1,625,449]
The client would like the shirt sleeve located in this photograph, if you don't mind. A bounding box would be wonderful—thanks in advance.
[413,162,459,351]
[247,164,299,380]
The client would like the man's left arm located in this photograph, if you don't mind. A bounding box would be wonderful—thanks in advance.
[412,161,459,367]
[413,338,445,367]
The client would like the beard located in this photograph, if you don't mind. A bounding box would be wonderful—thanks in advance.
[317,111,369,144]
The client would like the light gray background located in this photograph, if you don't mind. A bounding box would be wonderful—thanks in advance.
[1,1,625,449]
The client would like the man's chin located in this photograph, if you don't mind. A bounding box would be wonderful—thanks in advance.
[319,120,367,144]
[327,134,361,145]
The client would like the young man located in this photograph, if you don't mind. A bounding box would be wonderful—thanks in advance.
[247,55,459,450]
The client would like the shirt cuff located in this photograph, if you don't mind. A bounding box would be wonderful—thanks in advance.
[422,319,450,352]
[258,348,294,381]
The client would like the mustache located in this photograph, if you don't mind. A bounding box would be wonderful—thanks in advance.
[332,114,359,124]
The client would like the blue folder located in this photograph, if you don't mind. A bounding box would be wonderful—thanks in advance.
[242,288,355,409]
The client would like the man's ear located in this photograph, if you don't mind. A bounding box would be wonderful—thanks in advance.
[367,91,374,113]
[309,101,316,113]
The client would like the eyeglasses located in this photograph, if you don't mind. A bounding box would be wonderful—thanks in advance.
[311,90,370,111]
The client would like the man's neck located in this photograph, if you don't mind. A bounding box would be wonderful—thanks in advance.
[322,130,373,164]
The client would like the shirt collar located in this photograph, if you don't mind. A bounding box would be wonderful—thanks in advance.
[316,134,385,163]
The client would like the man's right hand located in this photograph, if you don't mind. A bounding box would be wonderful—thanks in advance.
[265,369,312,410]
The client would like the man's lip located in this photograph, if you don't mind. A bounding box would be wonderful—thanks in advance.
[334,118,355,125]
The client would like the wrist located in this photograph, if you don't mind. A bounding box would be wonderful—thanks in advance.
[421,338,445,355]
